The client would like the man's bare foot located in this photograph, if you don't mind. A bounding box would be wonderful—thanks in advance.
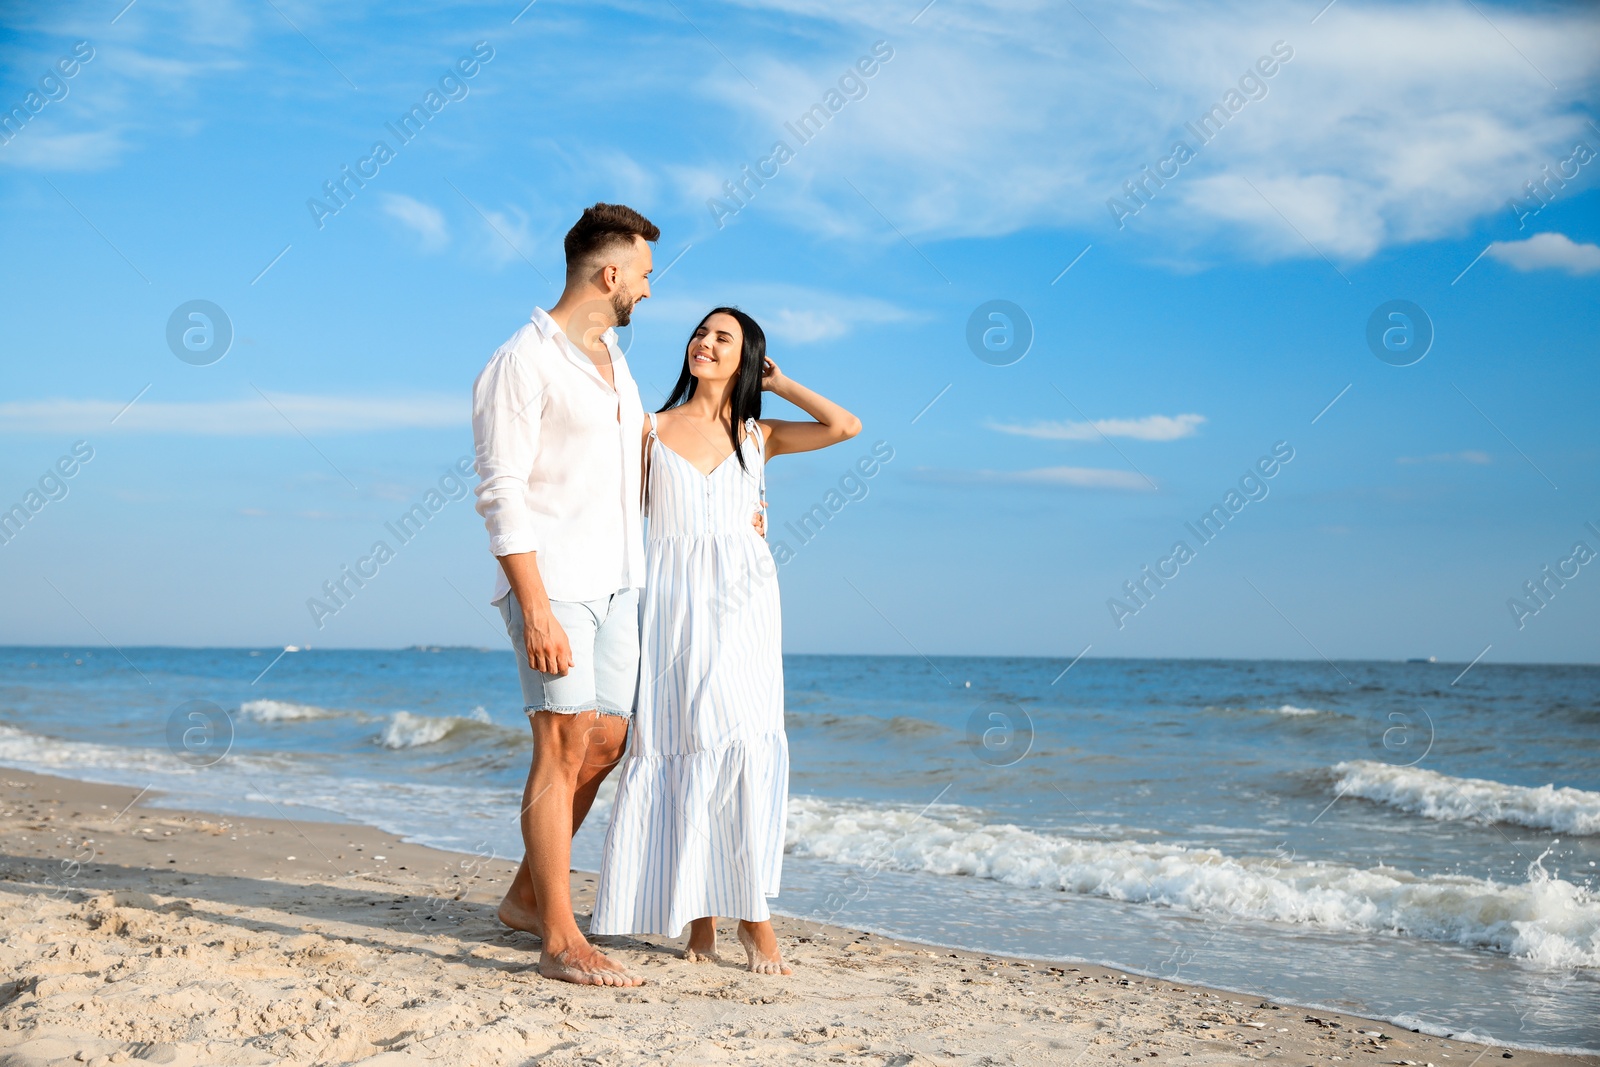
[684,917,719,962]
[539,942,644,987]
[497,888,544,938]
[736,921,792,976]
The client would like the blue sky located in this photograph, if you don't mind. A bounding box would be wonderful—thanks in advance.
[1,0,1596,663]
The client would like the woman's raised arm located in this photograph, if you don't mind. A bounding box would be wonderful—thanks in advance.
[757,357,861,458]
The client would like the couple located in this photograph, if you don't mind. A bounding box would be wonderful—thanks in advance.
[471,203,860,986]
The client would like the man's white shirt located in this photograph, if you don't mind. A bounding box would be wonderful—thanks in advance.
[472,307,645,604]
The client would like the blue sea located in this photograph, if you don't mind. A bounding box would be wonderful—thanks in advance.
[1,647,1596,1052]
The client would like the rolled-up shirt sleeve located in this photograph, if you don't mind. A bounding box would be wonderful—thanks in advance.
[472,348,543,558]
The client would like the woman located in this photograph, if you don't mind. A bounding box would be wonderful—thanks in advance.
[589,307,861,974]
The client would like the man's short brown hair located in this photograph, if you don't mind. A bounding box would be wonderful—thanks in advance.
[564,203,660,273]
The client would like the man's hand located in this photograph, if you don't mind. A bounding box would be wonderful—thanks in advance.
[523,604,573,676]
[497,552,571,675]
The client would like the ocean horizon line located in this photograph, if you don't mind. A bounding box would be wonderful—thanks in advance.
[3,644,1597,668]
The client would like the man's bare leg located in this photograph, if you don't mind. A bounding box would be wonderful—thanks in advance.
[497,739,620,937]
[498,856,544,936]
[684,917,718,962]
[504,709,641,986]
[736,919,792,976]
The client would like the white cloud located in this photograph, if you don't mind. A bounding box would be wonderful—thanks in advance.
[1485,232,1600,275]
[380,193,448,251]
[478,203,541,268]
[918,466,1155,491]
[0,130,130,171]
[989,414,1205,442]
[0,23,248,173]
[586,149,660,207]
[0,394,464,435]
[752,292,912,344]
[642,283,913,346]
[766,309,852,343]
[695,0,1600,261]
[13,0,1594,269]
[459,150,671,279]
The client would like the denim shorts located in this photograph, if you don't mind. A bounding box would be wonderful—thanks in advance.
[497,588,639,718]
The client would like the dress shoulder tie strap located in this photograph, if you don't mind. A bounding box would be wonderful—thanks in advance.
[744,417,767,527]
[643,411,660,515]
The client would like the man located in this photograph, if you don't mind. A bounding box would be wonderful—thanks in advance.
[472,203,657,986]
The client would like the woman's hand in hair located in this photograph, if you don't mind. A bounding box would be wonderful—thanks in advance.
[756,361,862,459]
[759,357,787,392]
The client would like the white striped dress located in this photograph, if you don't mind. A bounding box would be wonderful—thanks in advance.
[590,415,787,937]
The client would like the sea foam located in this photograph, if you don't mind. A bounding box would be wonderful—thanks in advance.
[1331,760,1600,836]
[238,699,336,722]
[786,795,1600,968]
[377,707,494,749]
[4,720,1596,971]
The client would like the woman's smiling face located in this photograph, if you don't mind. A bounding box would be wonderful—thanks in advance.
[686,312,744,385]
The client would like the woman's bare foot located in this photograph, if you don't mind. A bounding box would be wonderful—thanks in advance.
[684,917,719,962]
[539,940,644,986]
[736,920,792,975]
[497,886,544,938]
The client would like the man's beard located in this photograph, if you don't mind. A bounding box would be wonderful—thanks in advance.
[611,284,636,328]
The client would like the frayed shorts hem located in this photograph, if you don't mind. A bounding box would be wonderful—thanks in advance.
[498,588,640,719]
[526,703,632,718]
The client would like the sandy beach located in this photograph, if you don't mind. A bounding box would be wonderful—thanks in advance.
[0,769,1590,1067]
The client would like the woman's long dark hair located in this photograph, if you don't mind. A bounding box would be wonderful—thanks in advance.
[658,306,765,472]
